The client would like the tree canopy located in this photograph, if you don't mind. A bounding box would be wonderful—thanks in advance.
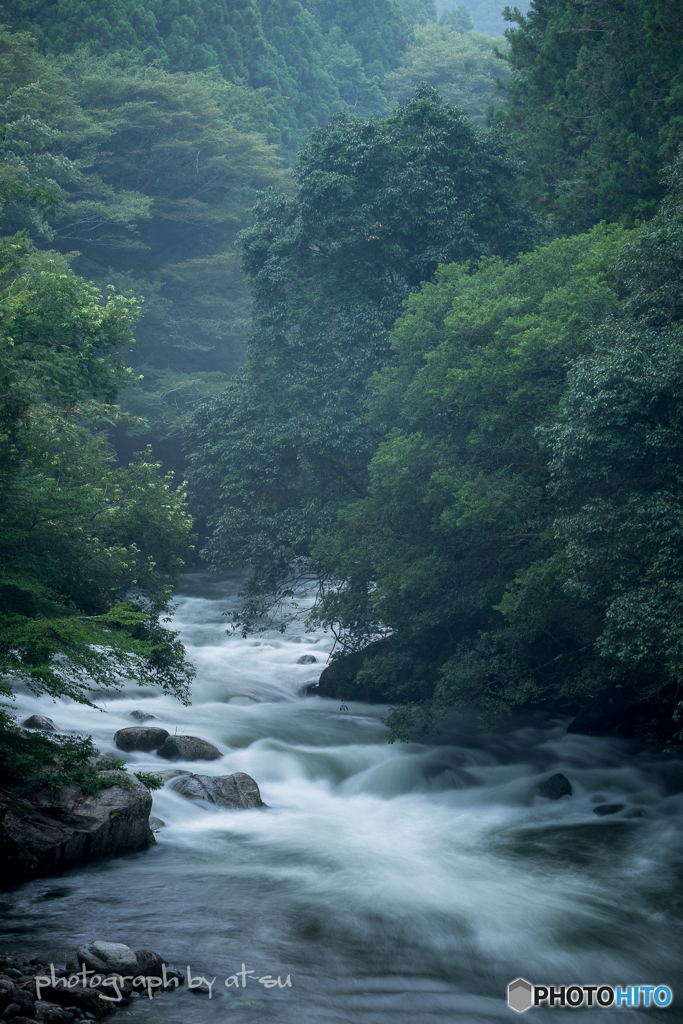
[502,0,683,228]
[186,86,535,623]
[0,30,290,466]
[306,153,683,743]
[382,23,508,123]
[2,0,412,152]
[0,233,194,709]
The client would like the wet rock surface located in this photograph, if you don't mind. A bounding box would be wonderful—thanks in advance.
[537,773,573,799]
[156,735,222,761]
[0,946,184,1024]
[22,717,57,733]
[169,772,265,808]
[113,727,169,753]
[75,942,137,975]
[0,774,154,883]
[593,803,625,816]
[133,950,165,979]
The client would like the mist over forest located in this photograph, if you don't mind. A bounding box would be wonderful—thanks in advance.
[3,2,683,1018]
[3,0,683,807]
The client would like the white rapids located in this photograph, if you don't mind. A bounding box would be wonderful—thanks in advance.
[2,571,682,1023]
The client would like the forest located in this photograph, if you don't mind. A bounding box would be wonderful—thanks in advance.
[3,0,683,791]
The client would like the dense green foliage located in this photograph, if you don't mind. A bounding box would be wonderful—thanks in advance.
[2,0,412,151]
[382,23,508,122]
[502,0,683,229]
[437,0,529,37]
[5,0,683,748]
[0,30,289,462]
[0,233,194,712]
[309,160,683,741]
[309,224,626,724]
[0,723,162,795]
[186,87,534,624]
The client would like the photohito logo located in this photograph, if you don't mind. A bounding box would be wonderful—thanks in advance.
[507,979,673,1012]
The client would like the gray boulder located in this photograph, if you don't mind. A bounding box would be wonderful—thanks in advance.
[75,941,137,976]
[537,773,572,799]
[114,727,169,752]
[156,736,222,762]
[129,710,156,722]
[0,772,154,884]
[297,654,317,665]
[23,715,57,732]
[133,950,165,979]
[149,816,165,832]
[170,772,264,809]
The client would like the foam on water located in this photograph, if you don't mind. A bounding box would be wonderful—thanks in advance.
[2,572,682,1022]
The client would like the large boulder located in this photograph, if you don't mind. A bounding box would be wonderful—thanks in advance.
[169,772,264,809]
[134,950,165,979]
[156,736,221,762]
[0,772,154,884]
[23,716,57,732]
[114,726,169,752]
[314,637,395,702]
[537,773,572,799]
[75,941,137,975]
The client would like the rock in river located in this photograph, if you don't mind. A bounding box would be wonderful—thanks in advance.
[0,772,154,883]
[76,940,137,975]
[134,949,166,979]
[114,726,169,752]
[169,772,264,808]
[22,715,57,732]
[537,773,572,799]
[297,654,317,665]
[129,710,157,722]
[156,735,222,761]
[593,803,625,816]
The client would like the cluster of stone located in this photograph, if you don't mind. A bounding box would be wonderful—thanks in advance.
[0,942,184,1023]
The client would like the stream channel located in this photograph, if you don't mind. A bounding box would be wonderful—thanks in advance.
[2,572,683,1022]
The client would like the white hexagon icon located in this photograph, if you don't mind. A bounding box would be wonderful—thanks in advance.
[508,978,533,1012]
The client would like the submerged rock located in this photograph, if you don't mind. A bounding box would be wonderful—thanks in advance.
[129,710,157,722]
[149,817,165,831]
[23,716,57,732]
[297,654,317,665]
[114,726,169,752]
[537,773,572,799]
[76,941,137,975]
[169,772,264,809]
[0,772,154,884]
[156,736,222,761]
[593,803,625,816]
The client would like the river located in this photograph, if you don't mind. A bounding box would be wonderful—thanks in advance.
[2,572,682,1021]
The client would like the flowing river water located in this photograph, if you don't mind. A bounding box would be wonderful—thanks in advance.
[2,572,683,1022]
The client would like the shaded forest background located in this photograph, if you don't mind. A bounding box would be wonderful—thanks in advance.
[4,0,683,759]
